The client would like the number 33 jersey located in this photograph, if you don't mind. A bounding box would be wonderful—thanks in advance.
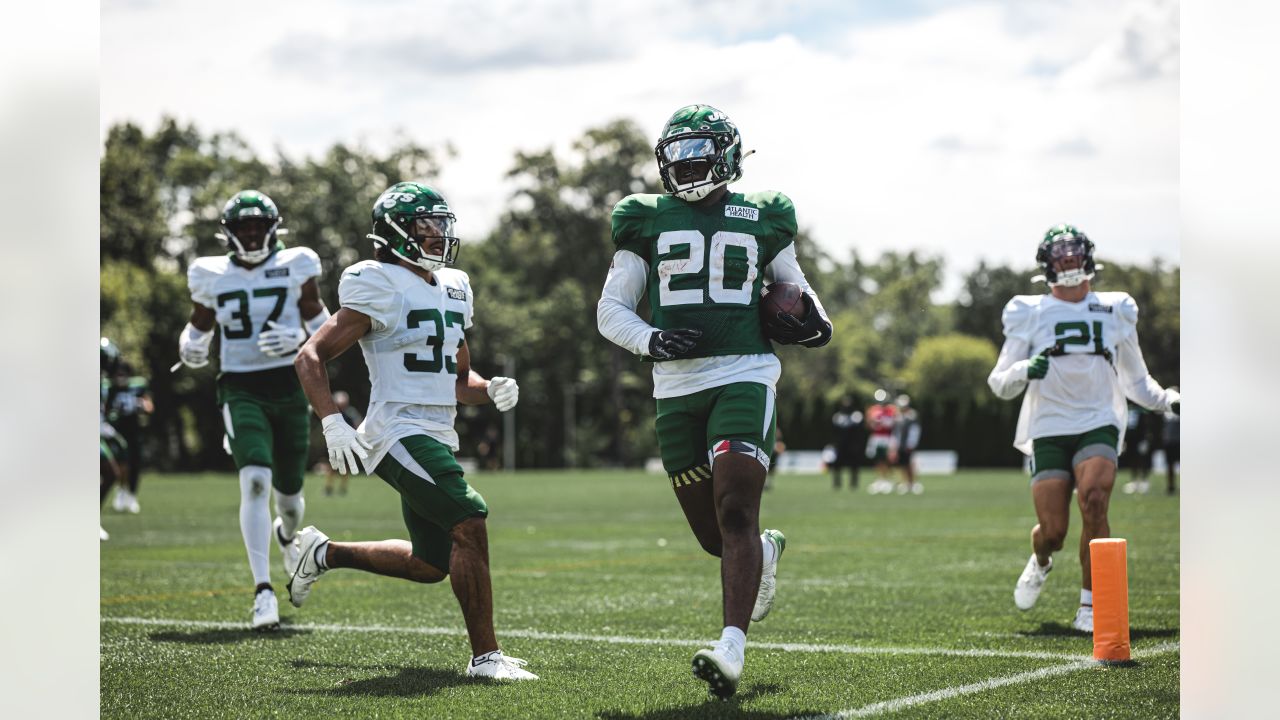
[338,260,474,406]
[187,248,322,372]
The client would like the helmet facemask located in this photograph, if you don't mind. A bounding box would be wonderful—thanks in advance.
[656,133,741,202]
[220,216,281,265]
[1034,226,1101,287]
[371,211,459,272]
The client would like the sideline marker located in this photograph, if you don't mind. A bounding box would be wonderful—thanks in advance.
[1089,538,1130,662]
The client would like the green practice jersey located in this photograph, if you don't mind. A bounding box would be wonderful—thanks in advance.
[611,191,796,360]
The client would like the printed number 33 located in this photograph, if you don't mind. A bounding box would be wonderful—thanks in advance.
[404,308,464,374]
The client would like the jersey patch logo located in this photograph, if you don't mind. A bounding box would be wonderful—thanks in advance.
[1088,303,1113,313]
[265,268,290,278]
[446,287,467,301]
[725,205,759,222]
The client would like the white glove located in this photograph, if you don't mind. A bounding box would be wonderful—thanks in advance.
[258,321,307,357]
[178,323,212,368]
[487,376,519,412]
[322,413,371,475]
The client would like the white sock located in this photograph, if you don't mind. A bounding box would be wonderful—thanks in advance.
[273,489,305,540]
[719,626,746,659]
[760,533,777,567]
[238,466,273,585]
[1081,588,1093,606]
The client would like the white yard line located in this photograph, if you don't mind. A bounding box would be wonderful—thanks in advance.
[101,616,1089,661]
[791,641,1181,719]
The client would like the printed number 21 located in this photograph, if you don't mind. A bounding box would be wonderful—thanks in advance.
[1054,321,1105,354]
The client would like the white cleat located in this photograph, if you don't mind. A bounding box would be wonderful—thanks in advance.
[692,641,743,700]
[274,517,301,577]
[287,526,329,608]
[100,526,109,541]
[252,588,280,632]
[124,491,140,514]
[111,488,128,512]
[1071,605,1094,633]
[752,529,786,622]
[465,651,539,680]
[911,482,924,495]
[1014,554,1053,610]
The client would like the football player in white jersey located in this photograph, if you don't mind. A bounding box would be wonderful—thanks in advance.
[177,190,329,631]
[291,182,537,681]
[988,225,1179,633]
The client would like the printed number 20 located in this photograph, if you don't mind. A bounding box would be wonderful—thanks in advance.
[656,230,758,307]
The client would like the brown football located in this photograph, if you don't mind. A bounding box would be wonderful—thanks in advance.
[759,281,806,339]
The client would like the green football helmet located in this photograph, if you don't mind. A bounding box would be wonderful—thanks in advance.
[1035,224,1101,287]
[218,190,285,264]
[367,182,459,271]
[655,104,749,202]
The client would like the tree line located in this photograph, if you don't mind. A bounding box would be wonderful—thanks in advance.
[100,118,1179,471]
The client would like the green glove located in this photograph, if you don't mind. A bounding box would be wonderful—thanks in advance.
[1027,355,1049,380]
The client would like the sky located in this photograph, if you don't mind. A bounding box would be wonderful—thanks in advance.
[101,0,1179,293]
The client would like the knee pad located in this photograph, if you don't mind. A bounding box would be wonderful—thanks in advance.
[239,465,272,503]
[273,489,305,535]
[709,439,770,471]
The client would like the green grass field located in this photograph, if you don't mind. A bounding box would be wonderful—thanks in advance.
[100,469,1179,718]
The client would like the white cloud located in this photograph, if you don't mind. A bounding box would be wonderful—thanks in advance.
[101,0,1178,291]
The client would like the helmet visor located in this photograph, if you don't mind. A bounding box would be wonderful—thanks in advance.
[660,136,717,162]
[1047,235,1089,272]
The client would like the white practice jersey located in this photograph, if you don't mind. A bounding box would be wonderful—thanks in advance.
[188,248,322,373]
[338,260,474,471]
[987,291,1178,455]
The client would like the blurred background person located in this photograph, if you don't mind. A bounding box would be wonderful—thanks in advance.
[323,391,363,496]
[892,394,922,495]
[1121,403,1158,495]
[1162,390,1180,495]
[830,397,864,490]
[866,389,898,494]
[105,361,153,513]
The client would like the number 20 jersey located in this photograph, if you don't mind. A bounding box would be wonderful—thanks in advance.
[611,191,797,359]
[1001,290,1138,448]
[187,248,322,373]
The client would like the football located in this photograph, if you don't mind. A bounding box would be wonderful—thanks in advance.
[759,281,806,339]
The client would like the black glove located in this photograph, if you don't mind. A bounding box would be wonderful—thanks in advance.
[648,328,702,360]
[772,294,832,348]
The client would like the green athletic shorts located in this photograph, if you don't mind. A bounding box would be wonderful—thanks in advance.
[1030,425,1120,485]
[373,434,489,573]
[654,382,776,489]
[217,366,310,494]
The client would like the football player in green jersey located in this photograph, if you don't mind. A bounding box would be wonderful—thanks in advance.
[177,190,330,631]
[597,104,832,699]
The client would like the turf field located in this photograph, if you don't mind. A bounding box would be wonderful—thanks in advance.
[100,469,1179,718]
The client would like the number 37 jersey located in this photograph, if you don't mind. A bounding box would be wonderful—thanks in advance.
[187,248,322,373]
[337,260,474,406]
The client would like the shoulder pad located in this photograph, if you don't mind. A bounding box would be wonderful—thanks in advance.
[278,246,322,278]
[1001,295,1042,340]
[612,193,661,218]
